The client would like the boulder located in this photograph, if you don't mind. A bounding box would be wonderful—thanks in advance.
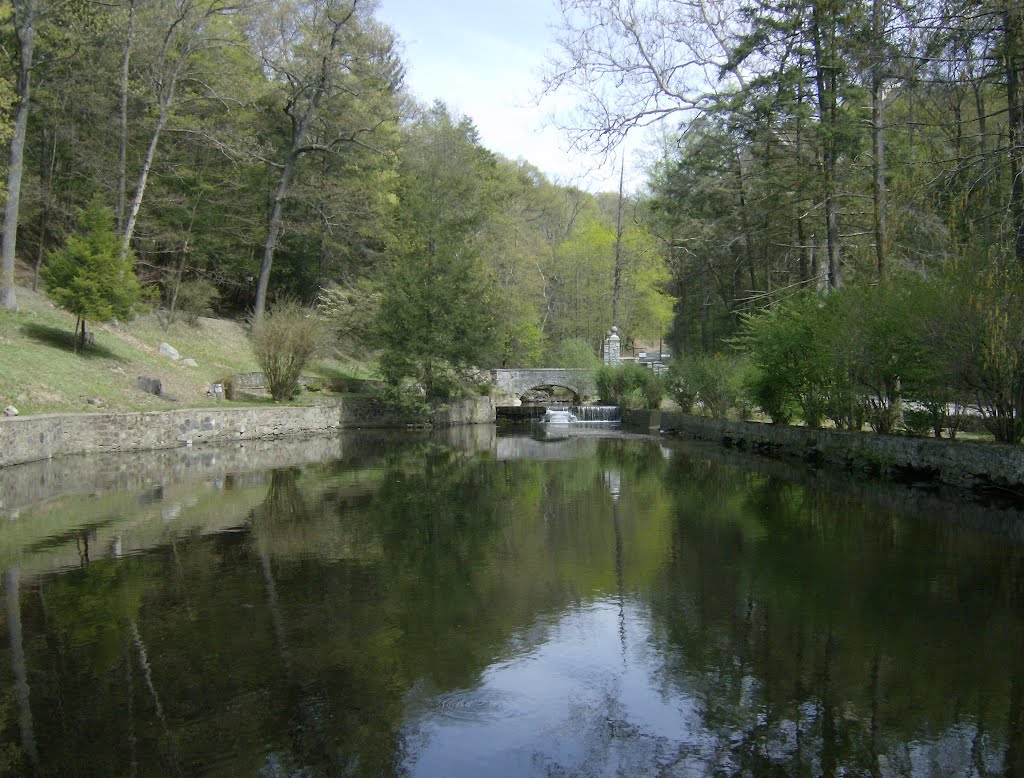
[136,376,163,396]
[2,405,18,417]
[159,342,180,361]
[182,358,198,368]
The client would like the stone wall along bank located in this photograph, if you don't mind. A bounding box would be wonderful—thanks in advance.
[623,410,1024,493]
[0,397,495,469]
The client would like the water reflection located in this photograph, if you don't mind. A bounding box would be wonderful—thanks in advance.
[0,431,1020,776]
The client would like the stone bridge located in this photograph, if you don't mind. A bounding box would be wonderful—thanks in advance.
[489,368,597,405]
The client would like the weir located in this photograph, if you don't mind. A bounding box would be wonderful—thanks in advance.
[546,405,621,423]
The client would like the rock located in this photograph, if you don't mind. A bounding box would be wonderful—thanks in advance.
[182,358,198,368]
[3,405,18,417]
[87,398,103,407]
[159,342,180,361]
[136,376,163,396]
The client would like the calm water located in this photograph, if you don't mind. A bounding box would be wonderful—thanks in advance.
[0,427,1023,777]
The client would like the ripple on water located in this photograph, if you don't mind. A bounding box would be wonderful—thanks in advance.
[432,688,523,723]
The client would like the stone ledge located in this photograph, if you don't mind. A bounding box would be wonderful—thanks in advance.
[623,410,1024,494]
[0,397,495,469]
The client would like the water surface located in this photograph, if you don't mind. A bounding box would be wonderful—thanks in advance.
[0,428,1022,776]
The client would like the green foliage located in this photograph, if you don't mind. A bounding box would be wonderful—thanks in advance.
[41,200,142,338]
[950,261,1024,443]
[372,105,500,397]
[596,362,664,409]
[249,300,329,402]
[667,357,698,413]
[370,382,432,421]
[176,277,219,326]
[672,353,749,420]
[547,337,601,369]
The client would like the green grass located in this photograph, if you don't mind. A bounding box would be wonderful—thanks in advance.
[0,285,375,415]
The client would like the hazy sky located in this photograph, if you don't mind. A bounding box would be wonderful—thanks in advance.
[375,0,644,193]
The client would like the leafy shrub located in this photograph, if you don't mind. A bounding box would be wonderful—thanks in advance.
[671,353,748,419]
[667,358,698,412]
[548,337,601,369]
[249,300,329,402]
[371,383,432,421]
[177,277,219,326]
[596,362,662,409]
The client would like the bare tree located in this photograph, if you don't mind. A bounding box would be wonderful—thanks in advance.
[542,0,746,157]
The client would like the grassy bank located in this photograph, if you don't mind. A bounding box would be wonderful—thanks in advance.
[0,285,370,415]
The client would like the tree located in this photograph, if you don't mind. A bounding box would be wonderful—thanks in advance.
[250,0,402,320]
[544,0,745,155]
[0,0,39,311]
[41,200,142,349]
[372,104,499,396]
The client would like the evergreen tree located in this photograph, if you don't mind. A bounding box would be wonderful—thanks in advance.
[42,199,142,350]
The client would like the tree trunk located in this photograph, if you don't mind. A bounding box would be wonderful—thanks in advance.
[871,0,887,278]
[252,11,350,322]
[811,2,842,290]
[33,127,57,292]
[254,153,299,321]
[611,158,625,329]
[116,0,137,233]
[1004,5,1024,267]
[0,0,37,312]
[121,93,173,257]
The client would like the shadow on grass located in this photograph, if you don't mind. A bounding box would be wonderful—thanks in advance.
[313,364,382,392]
[21,323,125,361]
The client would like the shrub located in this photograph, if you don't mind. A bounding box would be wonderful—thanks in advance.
[249,300,329,402]
[371,383,432,421]
[548,337,601,369]
[671,353,748,419]
[177,277,219,326]
[596,362,662,408]
[667,357,698,412]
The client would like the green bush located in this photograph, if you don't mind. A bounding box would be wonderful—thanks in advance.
[671,353,748,419]
[249,300,329,402]
[177,277,219,326]
[371,383,432,421]
[667,357,698,412]
[547,337,601,369]
[595,362,663,409]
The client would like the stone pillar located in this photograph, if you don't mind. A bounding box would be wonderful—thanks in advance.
[604,326,621,365]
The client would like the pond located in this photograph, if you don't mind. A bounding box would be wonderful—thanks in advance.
[0,426,1022,777]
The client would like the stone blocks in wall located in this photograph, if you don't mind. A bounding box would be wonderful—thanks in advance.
[623,410,1024,492]
[0,396,496,469]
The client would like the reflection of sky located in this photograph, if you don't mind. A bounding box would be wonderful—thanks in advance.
[401,598,712,777]
[400,599,1011,777]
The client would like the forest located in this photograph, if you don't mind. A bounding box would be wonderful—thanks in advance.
[0,0,1023,438]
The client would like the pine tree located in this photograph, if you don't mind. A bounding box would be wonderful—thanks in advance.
[42,199,142,350]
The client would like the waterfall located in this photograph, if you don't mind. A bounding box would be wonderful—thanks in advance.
[544,405,620,423]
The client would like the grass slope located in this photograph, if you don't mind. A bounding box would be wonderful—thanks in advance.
[0,284,371,415]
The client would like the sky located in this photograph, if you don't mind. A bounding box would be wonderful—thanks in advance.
[374,0,646,193]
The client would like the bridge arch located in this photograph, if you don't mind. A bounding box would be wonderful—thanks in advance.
[489,368,598,406]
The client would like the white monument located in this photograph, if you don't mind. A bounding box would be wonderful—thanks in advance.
[603,326,621,365]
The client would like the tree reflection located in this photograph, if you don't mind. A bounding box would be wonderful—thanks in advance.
[2,435,1023,776]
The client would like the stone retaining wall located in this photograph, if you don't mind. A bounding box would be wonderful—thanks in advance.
[0,397,495,469]
[623,410,1024,492]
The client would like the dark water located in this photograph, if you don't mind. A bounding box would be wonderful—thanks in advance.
[1,428,1023,777]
